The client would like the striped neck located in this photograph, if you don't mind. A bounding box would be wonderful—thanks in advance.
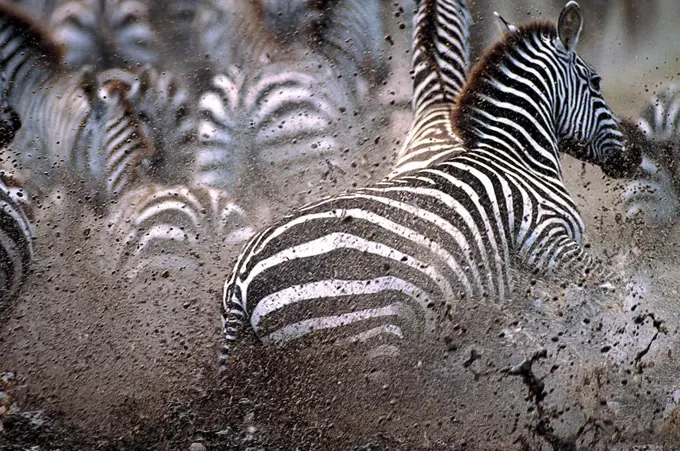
[453,23,564,180]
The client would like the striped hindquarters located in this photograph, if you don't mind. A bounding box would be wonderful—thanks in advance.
[221,173,509,362]
[622,85,680,225]
[196,58,356,205]
[105,184,252,280]
[50,0,158,69]
[0,171,33,306]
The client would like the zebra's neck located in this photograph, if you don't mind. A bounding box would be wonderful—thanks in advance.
[454,26,565,182]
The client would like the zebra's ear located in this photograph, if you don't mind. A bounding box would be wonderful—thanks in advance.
[557,1,583,54]
[494,12,517,35]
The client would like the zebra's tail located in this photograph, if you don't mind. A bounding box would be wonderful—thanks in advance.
[219,276,248,374]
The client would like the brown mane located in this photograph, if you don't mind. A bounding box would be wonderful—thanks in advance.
[0,2,63,67]
[452,20,558,147]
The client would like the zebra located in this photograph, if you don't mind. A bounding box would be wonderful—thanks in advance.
[102,183,252,281]
[219,2,638,365]
[257,0,387,103]
[97,65,195,184]
[195,0,279,76]
[622,85,680,226]
[0,169,34,308]
[49,0,158,69]
[0,4,155,207]
[195,54,358,216]
[389,0,472,178]
[0,104,34,307]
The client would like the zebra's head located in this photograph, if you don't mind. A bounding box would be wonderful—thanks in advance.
[547,2,638,177]
[81,68,155,204]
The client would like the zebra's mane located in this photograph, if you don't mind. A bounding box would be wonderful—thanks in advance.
[452,19,557,147]
[101,80,137,114]
[0,2,63,67]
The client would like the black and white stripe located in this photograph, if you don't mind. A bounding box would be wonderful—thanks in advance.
[622,84,680,226]
[97,65,195,184]
[258,0,387,102]
[390,0,472,178]
[195,0,278,75]
[49,0,158,69]
[103,184,252,280]
[220,2,631,363]
[195,55,356,208]
[0,5,155,207]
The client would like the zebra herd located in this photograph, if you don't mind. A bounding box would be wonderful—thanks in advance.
[0,0,678,395]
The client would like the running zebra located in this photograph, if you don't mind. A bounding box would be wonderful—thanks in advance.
[317,0,387,99]
[97,65,195,184]
[220,2,637,364]
[0,4,155,206]
[622,85,680,226]
[195,54,357,212]
[50,0,158,69]
[103,184,252,281]
[389,0,472,178]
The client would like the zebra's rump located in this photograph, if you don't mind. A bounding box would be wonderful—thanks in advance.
[50,0,158,69]
[103,183,252,280]
[195,57,358,205]
[227,177,515,349]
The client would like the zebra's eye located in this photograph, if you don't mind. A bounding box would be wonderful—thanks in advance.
[589,75,601,92]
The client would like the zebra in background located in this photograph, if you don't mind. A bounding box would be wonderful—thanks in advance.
[622,85,680,226]
[49,0,158,69]
[195,53,358,217]
[102,184,252,281]
[0,102,34,307]
[0,4,155,208]
[0,169,34,307]
[258,0,387,103]
[97,65,195,184]
[389,0,471,178]
[220,2,637,365]
[316,0,387,101]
